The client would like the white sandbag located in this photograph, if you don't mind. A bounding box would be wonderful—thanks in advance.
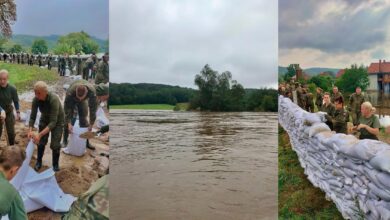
[96,107,109,129]
[65,68,71,76]
[309,123,331,137]
[303,112,325,125]
[377,172,390,189]
[10,140,34,190]
[24,109,41,128]
[9,140,76,213]
[353,140,387,161]
[62,120,88,156]
[369,150,390,173]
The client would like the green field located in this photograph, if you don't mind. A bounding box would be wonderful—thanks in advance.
[0,63,59,92]
[110,104,175,110]
[278,125,343,219]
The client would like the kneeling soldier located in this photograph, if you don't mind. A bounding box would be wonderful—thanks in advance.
[28,81,64,172]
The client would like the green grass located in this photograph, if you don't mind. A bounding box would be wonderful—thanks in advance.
[279,125,343,220]
[0,62,59,92]
[110,104,175,110]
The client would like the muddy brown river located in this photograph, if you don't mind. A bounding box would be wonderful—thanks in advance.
[110,110,278,220]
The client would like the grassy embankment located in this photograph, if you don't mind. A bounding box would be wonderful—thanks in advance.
[0,63,59,91]
[278,125,343,219]
[111,103,189,111]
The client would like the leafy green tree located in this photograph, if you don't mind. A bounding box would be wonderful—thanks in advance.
[8,44,23,53]
[56,31,99,54]
[308,75,334,92]
[53,43,75,55]
[262,95,277,112]
[31,39,48,54]
[336,64,369,93]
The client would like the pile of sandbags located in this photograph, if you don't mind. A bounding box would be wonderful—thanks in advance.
[279,95,390,220]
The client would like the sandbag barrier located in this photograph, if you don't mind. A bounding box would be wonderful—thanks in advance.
[279,95,390,220]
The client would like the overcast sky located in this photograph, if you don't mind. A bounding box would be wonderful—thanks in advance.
[12,0,108,39]
[110,0,277,88]
[279,0,390,69]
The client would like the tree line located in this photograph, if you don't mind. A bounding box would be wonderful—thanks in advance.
[0,31,107,55]
[110,65,278,112]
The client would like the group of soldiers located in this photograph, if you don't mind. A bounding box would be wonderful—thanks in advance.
[57,52,109,84]
[0,52,110,84]
[0,68,109,218]
[279,82,380,140]
[0,52,47,67]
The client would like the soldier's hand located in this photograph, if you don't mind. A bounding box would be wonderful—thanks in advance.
[32,133,41,144]
[16,112,21,121]
[68,123,73,134]
[88,125,93,132]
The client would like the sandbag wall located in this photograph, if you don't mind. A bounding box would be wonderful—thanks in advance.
[279,95,390,220]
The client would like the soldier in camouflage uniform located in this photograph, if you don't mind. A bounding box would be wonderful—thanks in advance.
[28,81,64,172]
[331,86,343,103]
[0,70,21,145]
[47,54,53,70]
[0,146,28,219]
[331,97,349,134]
[76,53,83,75]
[37,54,42,67]
[305,88,315,113]
[59,55,66,76]
[349,87,365,126]
[66,54,73,75]
[83,55,95,80]
[62,175,109,220]
[95,53,109,84]
[63,80,109,149]
[321,92,335,130]
[315,87,323,111]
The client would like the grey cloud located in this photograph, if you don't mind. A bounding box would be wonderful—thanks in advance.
[110,0,277,88]
[12,0,108,39]
[279,0,390,53]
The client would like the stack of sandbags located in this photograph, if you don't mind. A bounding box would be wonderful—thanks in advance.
[279,95,390,219]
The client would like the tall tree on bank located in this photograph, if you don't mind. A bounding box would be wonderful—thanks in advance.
[0,0,16,38]
[190,64,245,111]
[31,38,48,54]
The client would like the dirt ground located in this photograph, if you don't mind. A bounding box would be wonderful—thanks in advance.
[0,76,109,220]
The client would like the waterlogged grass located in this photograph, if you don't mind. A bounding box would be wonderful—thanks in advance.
[110,104,175,110]
[278,125,343,220]
[0,63,59,92]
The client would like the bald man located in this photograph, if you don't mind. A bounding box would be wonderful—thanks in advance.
[28,81,64,172]
[0,69,20,145]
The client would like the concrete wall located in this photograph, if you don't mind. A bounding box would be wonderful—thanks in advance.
[279,96,390,220]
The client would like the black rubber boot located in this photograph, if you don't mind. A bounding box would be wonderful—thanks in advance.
[34,145,45,171]
[86,139,95,150]
[52,150,60,172]
[62,128,68,148]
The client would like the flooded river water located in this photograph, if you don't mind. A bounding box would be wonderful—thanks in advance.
[110,110,278,220]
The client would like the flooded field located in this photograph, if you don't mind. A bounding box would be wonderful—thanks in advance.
[110,110,278,220]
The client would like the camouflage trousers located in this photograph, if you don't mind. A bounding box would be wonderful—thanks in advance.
[0,111,15,145]
[39,123,63,151]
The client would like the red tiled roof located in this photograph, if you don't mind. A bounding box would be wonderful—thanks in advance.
[336,69,345,78]
[368,61,390,74]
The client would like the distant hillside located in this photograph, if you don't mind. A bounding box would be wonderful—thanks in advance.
[6,34,107,52]
[279,66,340,77]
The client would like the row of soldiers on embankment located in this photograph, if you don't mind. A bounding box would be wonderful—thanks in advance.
[279,82,380,140]
[0,52,109,85]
